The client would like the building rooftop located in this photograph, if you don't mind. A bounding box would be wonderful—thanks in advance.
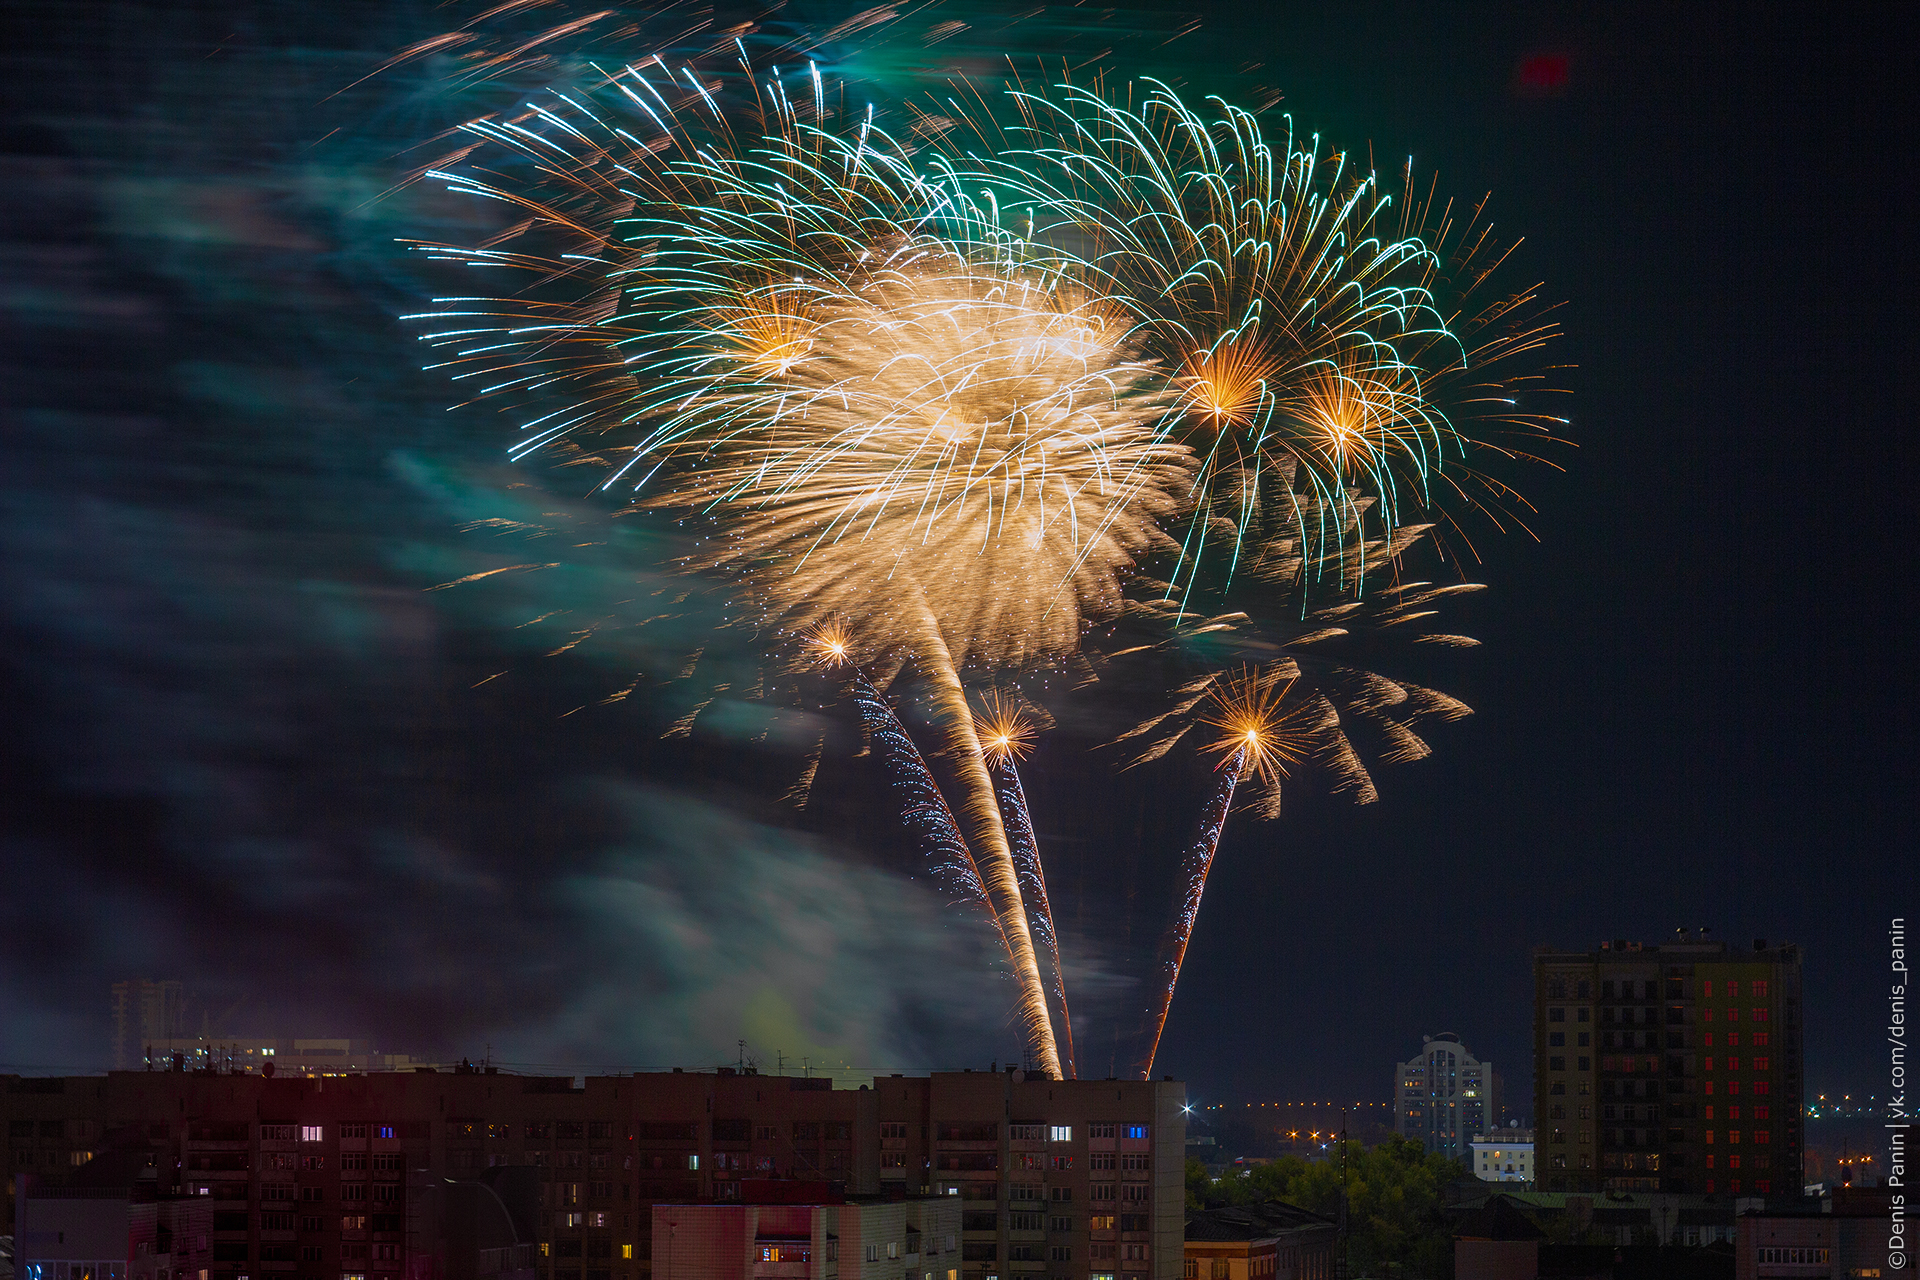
[1185,1202,1334,1242]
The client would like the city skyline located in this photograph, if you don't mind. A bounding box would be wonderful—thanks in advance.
[0,0,1906,1124]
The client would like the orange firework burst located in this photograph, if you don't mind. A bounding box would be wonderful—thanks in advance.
[976,691,1037,765]
[803,622,855,667]
[1178,335,1280,431]
[1197,668,1311,782]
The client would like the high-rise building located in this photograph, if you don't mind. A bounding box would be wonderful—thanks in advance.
[1531,936,1805,1195]
[1392,1034,1496,1159]
[110,980,186,1071]
[1,1067,1185,1280]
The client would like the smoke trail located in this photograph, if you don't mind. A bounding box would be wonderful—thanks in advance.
[993,755,1077,1080]
[1137,746,1245,1079]
[846,667,1004,949]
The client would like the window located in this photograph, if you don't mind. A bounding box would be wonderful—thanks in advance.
[1089,1216,1115,1231]
[1549,1057,1565,1071]
[1051,1156,1074,1170]
[302,1126,324,1143]
[1050,1248,1072,1263]
[1089,1184,1114,1202]
[376,1126,396,1140]
[1549,1033,1565,1047]
[1089,1124,1115,1140]
[1050,1126,1072,1143]
[342,1216,366,1232]
[881,1123,908,1140]
[762,1246,811,1265]
[587,1122,613,1140]
[1754,1106,1770,1119]
[1090,1153,1115,1170]
[1050,1217,1073,1233]
[1751,980,1769,997]
[1123,1125,1148,1140]
[262,1125,296,1142]
[1549,1008,1566,1022]
[1009,1125,1044,1142]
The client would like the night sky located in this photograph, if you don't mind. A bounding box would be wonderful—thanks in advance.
[2,0,1907,1119]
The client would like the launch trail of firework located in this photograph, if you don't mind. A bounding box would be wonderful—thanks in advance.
[843,665,1005,947]
[1138,744,1243,1081]
[981,699,1076,1080]
[1137,669,1308,1078]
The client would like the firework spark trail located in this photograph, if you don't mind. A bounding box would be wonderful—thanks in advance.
[845,666,1003,946]
[991,753,1076,1080]
[898,591,1060,1075]
[1138,745,1243,1081]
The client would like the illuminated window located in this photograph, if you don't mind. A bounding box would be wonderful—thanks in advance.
[1751,980,1769,997]
[302,1126,324,1142]
[1124,1125,1149,1140]
[760,1246,811,1264]
[1753,1057,1770,1071]
[1050,1127,1072,1143]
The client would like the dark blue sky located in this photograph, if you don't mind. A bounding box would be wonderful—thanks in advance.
[2,0,1907,1117]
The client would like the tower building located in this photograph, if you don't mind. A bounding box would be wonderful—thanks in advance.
[1392,1034,1496,1159]
[1531,936,1805,1195]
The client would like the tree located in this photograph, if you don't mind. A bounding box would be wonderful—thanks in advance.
[1191,1137,1463,1278]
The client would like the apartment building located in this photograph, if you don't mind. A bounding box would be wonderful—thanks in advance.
[1531,936,1805,1194]
[650,1186,961,1280]
[1468,1131,1534,1184]
[3,1068,1184,1280]
[1392,1034,1496,1159]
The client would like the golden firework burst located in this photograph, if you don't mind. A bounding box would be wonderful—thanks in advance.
[976,690,1037,765]
[1198,667,1311,782]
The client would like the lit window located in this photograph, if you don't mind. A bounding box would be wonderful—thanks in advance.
[1124,1125,1148,1140]
[302,1126,324,1142]
[1050,1126,1072,1143]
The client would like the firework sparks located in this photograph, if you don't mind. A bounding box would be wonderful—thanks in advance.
[980,692,1075,1078]
[1137,670,1309,1079]
[845,666,1003,944]
[970,81,1563,592]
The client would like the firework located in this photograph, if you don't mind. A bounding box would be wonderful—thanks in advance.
[980,693,1076,1079]
[847,667,1004,942]
[1136,669,1309,1078]
[966,81,1563,591]
[410,60,1205,1076]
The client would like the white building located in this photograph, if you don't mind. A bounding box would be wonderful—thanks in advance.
[1470,1130,1534,1183]
[1393,1033,1497,1159]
